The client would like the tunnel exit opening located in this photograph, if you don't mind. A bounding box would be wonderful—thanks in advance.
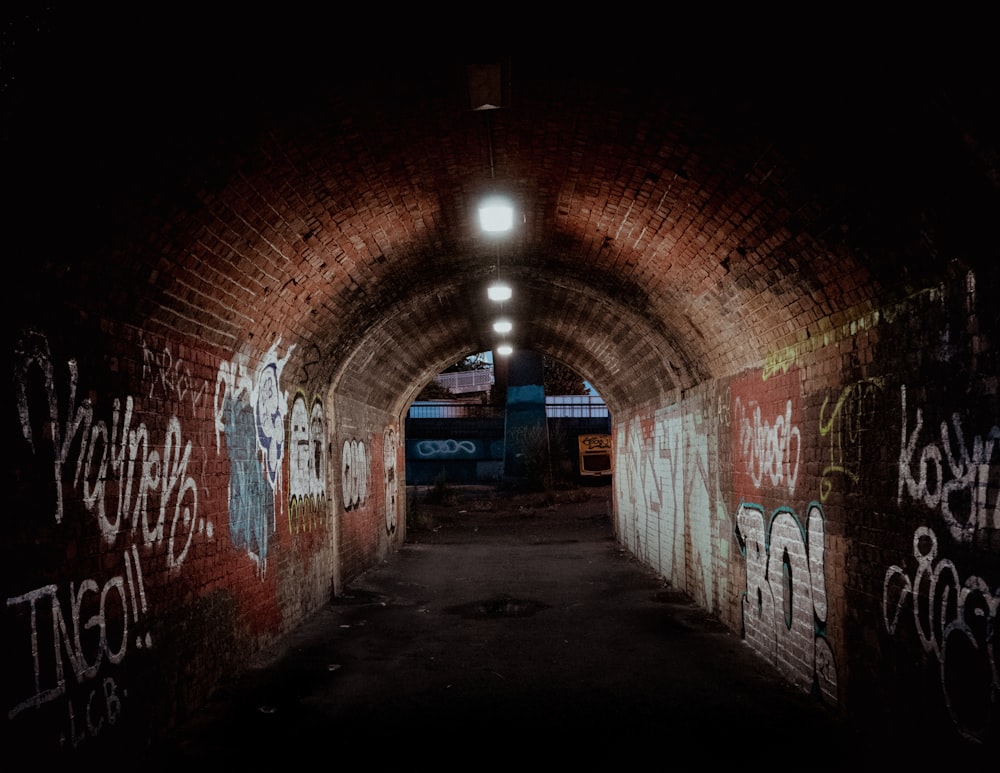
[403,350,611,492]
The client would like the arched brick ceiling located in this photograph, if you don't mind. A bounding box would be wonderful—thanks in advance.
[8,10,998,416]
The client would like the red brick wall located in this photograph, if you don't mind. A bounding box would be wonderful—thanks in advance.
[330,395,403,586]
[6,267,997,759]
[613,269,999,745]
[4,321,403,760]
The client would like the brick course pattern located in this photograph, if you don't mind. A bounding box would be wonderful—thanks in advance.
[5,19,998,760]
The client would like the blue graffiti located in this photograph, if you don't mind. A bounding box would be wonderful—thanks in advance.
[224,393,274,574]
[414,439,479,459]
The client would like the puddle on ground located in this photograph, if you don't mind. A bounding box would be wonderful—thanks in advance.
[333,588,385,605]
[445,594,550,619]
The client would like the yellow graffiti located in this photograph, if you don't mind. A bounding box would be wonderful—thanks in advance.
[762,347,796,381]
[818,377,885,501]
[289,494,327,534]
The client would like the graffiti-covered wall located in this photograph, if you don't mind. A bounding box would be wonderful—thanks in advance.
[7,273,997,759]
[4,321,404,762]
[330,392,402,585]
[613,270,999,747]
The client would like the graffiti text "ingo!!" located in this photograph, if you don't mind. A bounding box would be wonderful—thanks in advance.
[883,526,998,742]
[735,397,801,497]
[14,331,201,569]
[735,501,838,705]
[898,385,1000,543]
[7,546,149,722]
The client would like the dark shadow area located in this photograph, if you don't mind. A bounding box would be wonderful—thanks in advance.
[139,486,990,768]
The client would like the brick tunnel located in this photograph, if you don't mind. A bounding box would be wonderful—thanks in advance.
[5,8,999,761]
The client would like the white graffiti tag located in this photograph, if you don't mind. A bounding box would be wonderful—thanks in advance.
[288,394,327,534]
[735,501,838,705]
[615,416,660,566]
[13,330,202,569]
[883,526,999,742]
[735,397,801,496]
[342,439,369,511]
[140,336,210,413]
[897,385,1000,543]
[384,427,398,534]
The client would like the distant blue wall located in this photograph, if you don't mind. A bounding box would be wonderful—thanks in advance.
[404,414,610,485]
[404,416,505,484]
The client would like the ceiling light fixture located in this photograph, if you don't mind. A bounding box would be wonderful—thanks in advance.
[478,108,517,352]
[487,282,512,302]
[479,197,513,233]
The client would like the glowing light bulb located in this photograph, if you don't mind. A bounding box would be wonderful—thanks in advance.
[479,198,513,232]
[488,282,512,301]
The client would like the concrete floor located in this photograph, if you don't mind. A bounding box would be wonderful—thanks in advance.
[139,486,985,767]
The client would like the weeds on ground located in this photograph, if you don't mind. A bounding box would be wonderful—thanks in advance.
[423,475,456,506]
[406,478,606,532]
[406,493,434,531]
[406,476,458,532]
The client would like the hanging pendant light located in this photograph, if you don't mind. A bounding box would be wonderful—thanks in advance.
[488,282,512,301]
[479,196,513,233]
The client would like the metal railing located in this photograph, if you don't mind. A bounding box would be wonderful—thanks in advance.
[408,402,503,419]
[544,395,609,418]
[433,369,494,394]
[408,394,608,419]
